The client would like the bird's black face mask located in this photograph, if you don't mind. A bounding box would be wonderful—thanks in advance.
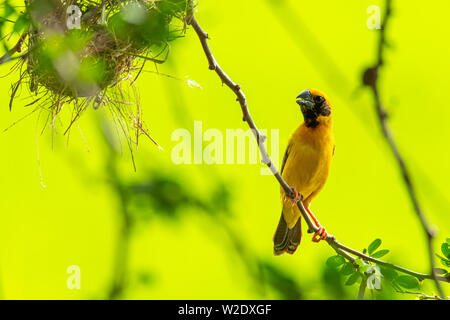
[296,89,331,128]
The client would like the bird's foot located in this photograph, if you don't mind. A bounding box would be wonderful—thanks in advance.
[311,226,328,242]
[305,207,328,242]
[287,187,302,207]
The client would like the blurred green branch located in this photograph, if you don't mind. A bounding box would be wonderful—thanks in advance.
[185,6,449,295]
[101,123,132,300]
[362,0,445,297]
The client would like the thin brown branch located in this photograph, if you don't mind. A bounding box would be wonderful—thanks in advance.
[186,10,450,286]
[362,0,445,297]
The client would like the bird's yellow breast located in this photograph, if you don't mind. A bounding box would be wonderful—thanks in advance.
[281,122,334,227]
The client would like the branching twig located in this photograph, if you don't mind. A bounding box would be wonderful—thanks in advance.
[362,0,445,297]
[186,9,450,287]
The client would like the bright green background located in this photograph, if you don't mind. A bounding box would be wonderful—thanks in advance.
[0,0,449,299]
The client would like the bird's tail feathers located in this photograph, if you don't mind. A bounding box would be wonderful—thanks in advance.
[273,213,301,255]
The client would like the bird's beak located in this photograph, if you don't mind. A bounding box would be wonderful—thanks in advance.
[296,89,314,109]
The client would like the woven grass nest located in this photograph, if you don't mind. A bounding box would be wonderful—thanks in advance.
[7,0,190,147]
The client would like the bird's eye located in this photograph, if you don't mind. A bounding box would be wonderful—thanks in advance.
[314,96,324,103]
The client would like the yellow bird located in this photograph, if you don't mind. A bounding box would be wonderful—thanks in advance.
[273,89,335,255]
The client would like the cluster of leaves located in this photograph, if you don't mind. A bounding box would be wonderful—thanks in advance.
[326,239,424,298]
[435,238,450,275]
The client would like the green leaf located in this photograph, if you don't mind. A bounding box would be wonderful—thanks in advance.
[391,280,404,293]
[395,275,419,289]
[340,262,354,276]
[345,272,360,286]
[379,265,397,279]
[446,238,450,245]
[441,260,450,268]
[326,255,345,268]
[436,254,450,267]
[4,2,15,18]
[368,239,382,255]
[433,268,448,275]
[441,242,450,259]
[371,249,390,258]
[13,15,29,34]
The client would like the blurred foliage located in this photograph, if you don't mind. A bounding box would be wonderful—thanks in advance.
[108,0,187,49]
[0,0,449,300]
[100,120,305,299]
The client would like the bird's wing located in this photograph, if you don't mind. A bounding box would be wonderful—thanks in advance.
[280,142,291,174]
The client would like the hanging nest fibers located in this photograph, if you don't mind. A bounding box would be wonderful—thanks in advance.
[2,0,192,149]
